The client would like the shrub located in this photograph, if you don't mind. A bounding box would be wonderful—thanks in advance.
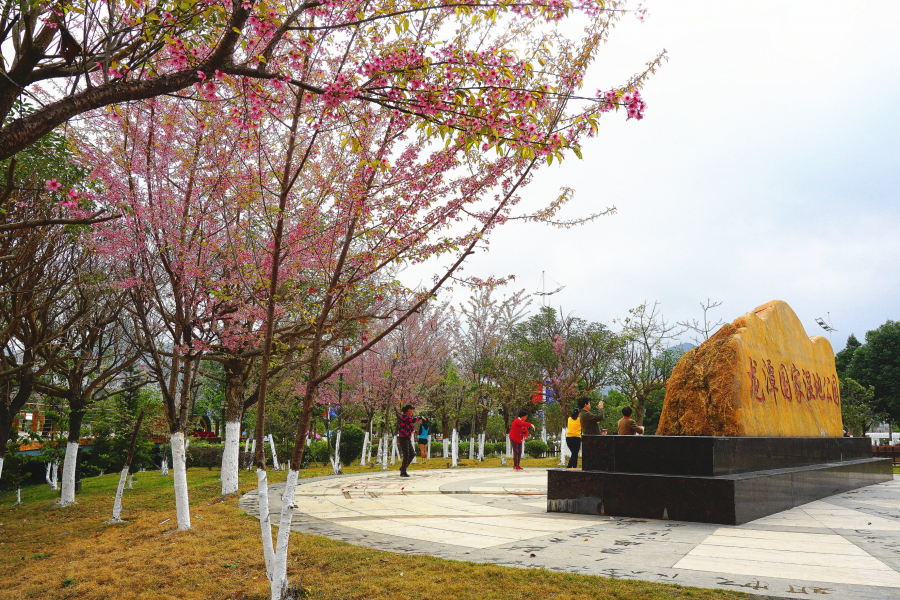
[484,442,502,456]
[339,425,365,466]
[185,442,224,469]
[524,440,549,458]
[306,439,331,465]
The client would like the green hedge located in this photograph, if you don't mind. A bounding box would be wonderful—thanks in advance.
[524,440,549,458]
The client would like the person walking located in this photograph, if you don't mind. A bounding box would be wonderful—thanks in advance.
[565,407,583,468]
[509,409,535,471]
[417,417,430,461]
[578,397,605,436]
[617,406,644,435]
[397,404,419,477]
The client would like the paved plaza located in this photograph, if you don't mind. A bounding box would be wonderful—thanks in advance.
[239,468,900,599]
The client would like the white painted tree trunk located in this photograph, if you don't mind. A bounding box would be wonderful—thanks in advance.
[390,435,398,465]
[375,436,382,465]
[468,434,474,460]
[330,430,342,475]
[171,432,191,530]
[451,429,459,467]
[0,456,4,481]
[442,437,448,459]
[51,460,58,490]
[58,441,79,506]
[381,435,389,471]
[478,433,485,461]
[426,434,432,460]
[245,435,251,453]
[360,431,369,466]
[501,434,510,466]
[127,472,134,490]
[256,469,275,580]
[559,426,568,465]
[184,437,190,454]
[542,421,547,443]
[411,432,417,464]
[221,420,241,495]
[15,487,21,506]
[268,434,280,471]
[248,438,257,470]
[109,466,130,523]
[269,468,299,600]
[161,457,169,476]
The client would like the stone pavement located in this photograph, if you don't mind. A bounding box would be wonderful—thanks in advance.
[239,468,900,599]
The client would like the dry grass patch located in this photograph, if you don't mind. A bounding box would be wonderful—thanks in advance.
[0,462,750,600]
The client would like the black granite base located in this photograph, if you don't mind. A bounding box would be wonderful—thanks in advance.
[548,436,893,525]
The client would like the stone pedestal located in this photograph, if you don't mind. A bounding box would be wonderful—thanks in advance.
[547,435,893,525]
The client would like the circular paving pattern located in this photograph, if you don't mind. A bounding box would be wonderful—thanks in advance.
[240,469,900,599]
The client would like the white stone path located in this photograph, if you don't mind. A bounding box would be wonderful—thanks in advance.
[240,469,900,599]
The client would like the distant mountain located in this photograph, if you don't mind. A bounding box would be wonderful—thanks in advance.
[672,342,696,352]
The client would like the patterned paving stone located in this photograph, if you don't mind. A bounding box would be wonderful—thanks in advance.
[240,468,900,599]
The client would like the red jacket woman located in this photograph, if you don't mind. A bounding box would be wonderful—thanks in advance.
[508,410,534,470]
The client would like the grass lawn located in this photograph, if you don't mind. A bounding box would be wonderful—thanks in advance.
[0,458,753,600]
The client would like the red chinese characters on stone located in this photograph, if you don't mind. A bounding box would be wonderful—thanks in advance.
[791,364,805,402]
[802,369,815,402]
[779,364,793,402]
[825,376,833,403]
[747,358,766,402]
[763,359,778,402]
[831,377,840,404]
[813,374,825,401]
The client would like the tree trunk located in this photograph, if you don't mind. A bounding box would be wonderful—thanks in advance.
[221,360,247,495]
[170,431,191,530]
[330,429,342,475]
[58,404,85,506]
[221,420,241,494]
[109,410,144,523]
[451,429,459,467]
[110,467,130,522]
[360,430,369,466]
[558,425,567,465]
[268,434,280,471]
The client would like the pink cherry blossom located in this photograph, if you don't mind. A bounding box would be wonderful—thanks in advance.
[45,178,62,191]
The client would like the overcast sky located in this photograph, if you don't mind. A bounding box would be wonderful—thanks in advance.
[411,1,900,352]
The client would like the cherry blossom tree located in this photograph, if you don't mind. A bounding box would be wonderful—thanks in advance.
[85,97,259,529]
[32,261,145,507]
[0,0,659,160]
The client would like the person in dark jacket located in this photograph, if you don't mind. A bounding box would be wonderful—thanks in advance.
[577,397,605,436]
[617,406,644,435]
[397,404,420,477]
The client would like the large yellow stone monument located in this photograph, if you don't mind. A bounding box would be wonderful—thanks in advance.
[657,300,843,437]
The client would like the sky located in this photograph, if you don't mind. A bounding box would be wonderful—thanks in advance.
[406,1,900,352]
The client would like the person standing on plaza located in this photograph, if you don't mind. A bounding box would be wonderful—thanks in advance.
[617,406,645,435]
[509,409,535,471]
[578,397,605,436]
[397,404,420,477]
[566,407,582,468]
[417,417,430,461]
